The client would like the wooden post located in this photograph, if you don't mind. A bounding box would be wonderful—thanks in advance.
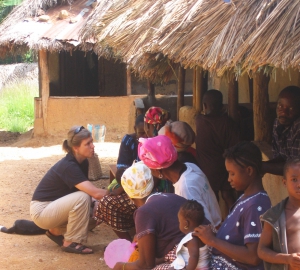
[195,67,207,113]
[126,65,132,95]
[38,50,50,135]
[253,70,271,143]
[249,76,253,103]
[147,79,155,105]
[177,66,186,120]
[228,73,239,122]
[147,80,155,97]
[193,68,196,108]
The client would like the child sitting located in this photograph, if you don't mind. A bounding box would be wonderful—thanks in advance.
[258,157,300,270]
[169,200,210,270]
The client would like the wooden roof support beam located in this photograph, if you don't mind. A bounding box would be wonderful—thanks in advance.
[126,65,132,95]
[228,73,239,123]
[193,68,196,108]
[177,66,186,120]
[253,70,272,143]
[147,79,155,105]
[38,50,50,135]
[194,67,208,113]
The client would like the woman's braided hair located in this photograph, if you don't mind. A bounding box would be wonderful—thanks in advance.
[223,141,262,175]
[180,200,205,226]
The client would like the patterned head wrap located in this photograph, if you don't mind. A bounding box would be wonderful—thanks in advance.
[144,107,170,126]
[138,135,178,169]
[158,121,195,152]
[121,161,154,199]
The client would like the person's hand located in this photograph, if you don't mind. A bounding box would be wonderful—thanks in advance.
[112,262,124,270]
[132,234,138,246]
[106,187,124,196]
[287,253,300,268]
[193,225,215,245]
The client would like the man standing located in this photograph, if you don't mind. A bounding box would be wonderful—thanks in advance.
[262,86,300,175]
[195,90,240,211]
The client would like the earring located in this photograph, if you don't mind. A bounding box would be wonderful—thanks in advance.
[184,225,188,230]
[158,174,163,179]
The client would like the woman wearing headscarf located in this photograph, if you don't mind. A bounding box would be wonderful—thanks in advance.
[144,106,171,137]
[138,135,222,229]
[144,106,173,193]
[113,162,186,270]
[158,121,198,165]
[93,115,146,241]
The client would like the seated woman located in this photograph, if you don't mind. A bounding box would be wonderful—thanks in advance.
[93,115,146,241]
[144,106,173,193]
[113,161,186,270]
[158,120,198,165]
[194,141,272,269]
[138,135,221,229]
[30,126,107,254]
[117,114,146,170]
[144,106,171,138]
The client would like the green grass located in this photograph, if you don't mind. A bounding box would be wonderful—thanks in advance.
[0,82,38,133]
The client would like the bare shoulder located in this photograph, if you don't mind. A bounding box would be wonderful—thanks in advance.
[285,203,300,254]
[185,235,204,248]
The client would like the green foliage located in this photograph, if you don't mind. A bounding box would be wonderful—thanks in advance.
[0,0,23,22]
[0,82,38,132]
[0,50,37,64]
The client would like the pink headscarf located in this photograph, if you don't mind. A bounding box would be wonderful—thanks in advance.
[138,135,178,169]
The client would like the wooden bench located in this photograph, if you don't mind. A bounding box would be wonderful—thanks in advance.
[108,164,117,183]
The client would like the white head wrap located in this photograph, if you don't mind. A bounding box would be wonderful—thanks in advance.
[121,161,154,199]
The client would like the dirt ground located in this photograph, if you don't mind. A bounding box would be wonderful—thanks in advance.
[0,130,121,270]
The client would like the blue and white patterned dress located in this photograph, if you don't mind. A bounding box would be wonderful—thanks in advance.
[211,191,271,270]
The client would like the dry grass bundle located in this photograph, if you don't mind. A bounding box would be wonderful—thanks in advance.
[82,0,235,80]
[130,52,179,83]
[232,0,300,72]
[93,0,167,62]
[152,0,234,69]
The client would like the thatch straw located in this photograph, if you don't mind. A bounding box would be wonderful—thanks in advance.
[3,0,300,81]
[0,0,89,57]
[232,0,300,72]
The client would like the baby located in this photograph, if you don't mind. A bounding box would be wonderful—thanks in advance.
[258,157,300,270]
[169,200,210,270]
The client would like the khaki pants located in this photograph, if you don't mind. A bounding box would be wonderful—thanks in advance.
[30,191,95,243]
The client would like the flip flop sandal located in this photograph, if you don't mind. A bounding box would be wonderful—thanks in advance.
[46,230,64,246]
[61,242,94,254]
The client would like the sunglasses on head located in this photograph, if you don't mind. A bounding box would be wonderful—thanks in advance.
[71,126,85,142]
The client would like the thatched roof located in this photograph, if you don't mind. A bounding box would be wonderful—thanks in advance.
[0,0,96,57]
[81,0,300,77]
[231,0,300,72]
[1,0,300,81]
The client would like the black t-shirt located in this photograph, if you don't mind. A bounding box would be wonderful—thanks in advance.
[32,153,89,201]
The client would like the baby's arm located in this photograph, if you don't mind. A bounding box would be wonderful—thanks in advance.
[185,236,201,270]
[258,222,300,268]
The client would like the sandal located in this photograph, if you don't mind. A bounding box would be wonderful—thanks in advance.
[61,242,94,254]
[46,230,64,246]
